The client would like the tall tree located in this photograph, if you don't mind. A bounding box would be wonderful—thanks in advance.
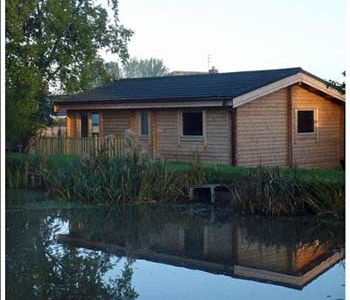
[123,57,169,78]
[105,61,122,82]
[6,0,133,150]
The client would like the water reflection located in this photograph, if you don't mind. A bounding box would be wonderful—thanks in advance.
[56,205,344,290]
[6,209,138,300]
[6,198,344,300]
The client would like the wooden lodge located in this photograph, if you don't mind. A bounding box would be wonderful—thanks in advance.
[53,67,345,169]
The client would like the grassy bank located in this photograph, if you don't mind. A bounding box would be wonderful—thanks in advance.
[6,152,344,218]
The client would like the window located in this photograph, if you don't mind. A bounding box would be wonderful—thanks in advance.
[140,111,149,136]
[182,112,203,136]
[91,113,100,137]
[297,110,315,134]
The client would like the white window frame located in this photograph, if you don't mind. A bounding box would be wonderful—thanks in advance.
[91,112,100,137]
[139,111,150,137]
[295,108,318,136]
[181,110,205,138]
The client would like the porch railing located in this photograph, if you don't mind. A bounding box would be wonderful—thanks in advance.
[32,137,125,157]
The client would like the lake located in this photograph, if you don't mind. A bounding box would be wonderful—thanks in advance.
[6,190,345,300]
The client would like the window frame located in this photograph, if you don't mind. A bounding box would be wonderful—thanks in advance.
[91,112,100,137]
[181,110,204,138]
[139,111,150,137]
[296,109,317,135]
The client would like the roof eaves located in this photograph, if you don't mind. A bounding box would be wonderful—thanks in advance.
[54,96,233,105]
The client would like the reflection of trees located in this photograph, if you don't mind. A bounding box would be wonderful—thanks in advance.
[6,209,138,300]
[6,201,345,299]
[66,205,208,251]
[66,205,345,253]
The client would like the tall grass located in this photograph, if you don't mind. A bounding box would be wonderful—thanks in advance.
[5,152,344,218]
[42,156,190,204]
[231,166,344,218]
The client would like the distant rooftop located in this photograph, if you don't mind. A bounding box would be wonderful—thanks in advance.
[169,71,208,76]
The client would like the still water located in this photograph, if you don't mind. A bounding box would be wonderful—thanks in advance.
[6,190,344,300]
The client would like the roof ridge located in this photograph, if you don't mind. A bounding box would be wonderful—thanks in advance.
[116,67,303,82]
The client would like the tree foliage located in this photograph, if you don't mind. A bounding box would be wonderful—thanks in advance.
[6,0,133,150]
[123,57,169,78]
[105,61,123,81]
[100,57,169,84]
[327,71,346,95]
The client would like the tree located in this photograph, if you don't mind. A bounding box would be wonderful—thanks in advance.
[122,57,169,78]
[6,0,133,151]
[105,61,122,82]
[100,57,169,83]
[327,71,346,95]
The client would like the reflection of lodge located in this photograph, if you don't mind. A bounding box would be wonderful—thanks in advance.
[57,218,343,290]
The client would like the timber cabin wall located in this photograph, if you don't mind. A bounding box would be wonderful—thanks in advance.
[236,86,344,169]
[102,110,152,156]
[66,108,231,164]
[291,86,344,169]
[236,89,289,167]
[103,110,130,138]
[66,110,77,137]
[156,108,231,165]
[65,87,344,169]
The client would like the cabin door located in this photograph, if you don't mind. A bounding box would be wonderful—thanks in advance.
[80,112,89,137]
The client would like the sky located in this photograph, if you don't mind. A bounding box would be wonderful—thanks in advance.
[101,0,346,82]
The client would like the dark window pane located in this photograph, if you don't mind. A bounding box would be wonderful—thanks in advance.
[81,112,89,137]
[183,112,203,136]
[298,111,314,133]
[140,111,149,136]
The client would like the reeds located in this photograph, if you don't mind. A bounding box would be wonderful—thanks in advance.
[6,153,344,218]
[42,156,189,204]
[231,166,344,218]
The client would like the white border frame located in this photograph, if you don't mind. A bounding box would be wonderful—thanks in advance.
[180,110,205,139]
[1,0,5,295]
[295,108,318,136]
[138,110,150,138]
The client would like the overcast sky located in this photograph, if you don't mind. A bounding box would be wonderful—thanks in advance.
[101,0,345,81]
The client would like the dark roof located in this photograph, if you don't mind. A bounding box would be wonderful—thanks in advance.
[56,67,304,104]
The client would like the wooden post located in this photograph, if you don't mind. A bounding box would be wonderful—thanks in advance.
[189,187,194,201]
[210,186,216,204]
[287,86,293,167]
[100,111,104,137]
[129,111,137,132]
[177,110,181,147]
[203,110,207,149]
[230,108,237,166]
[151,111,158,159]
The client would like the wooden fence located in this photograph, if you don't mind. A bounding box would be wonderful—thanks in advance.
[32,137,125,157]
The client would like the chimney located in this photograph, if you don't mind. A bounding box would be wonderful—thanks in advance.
[209,66,218,74]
